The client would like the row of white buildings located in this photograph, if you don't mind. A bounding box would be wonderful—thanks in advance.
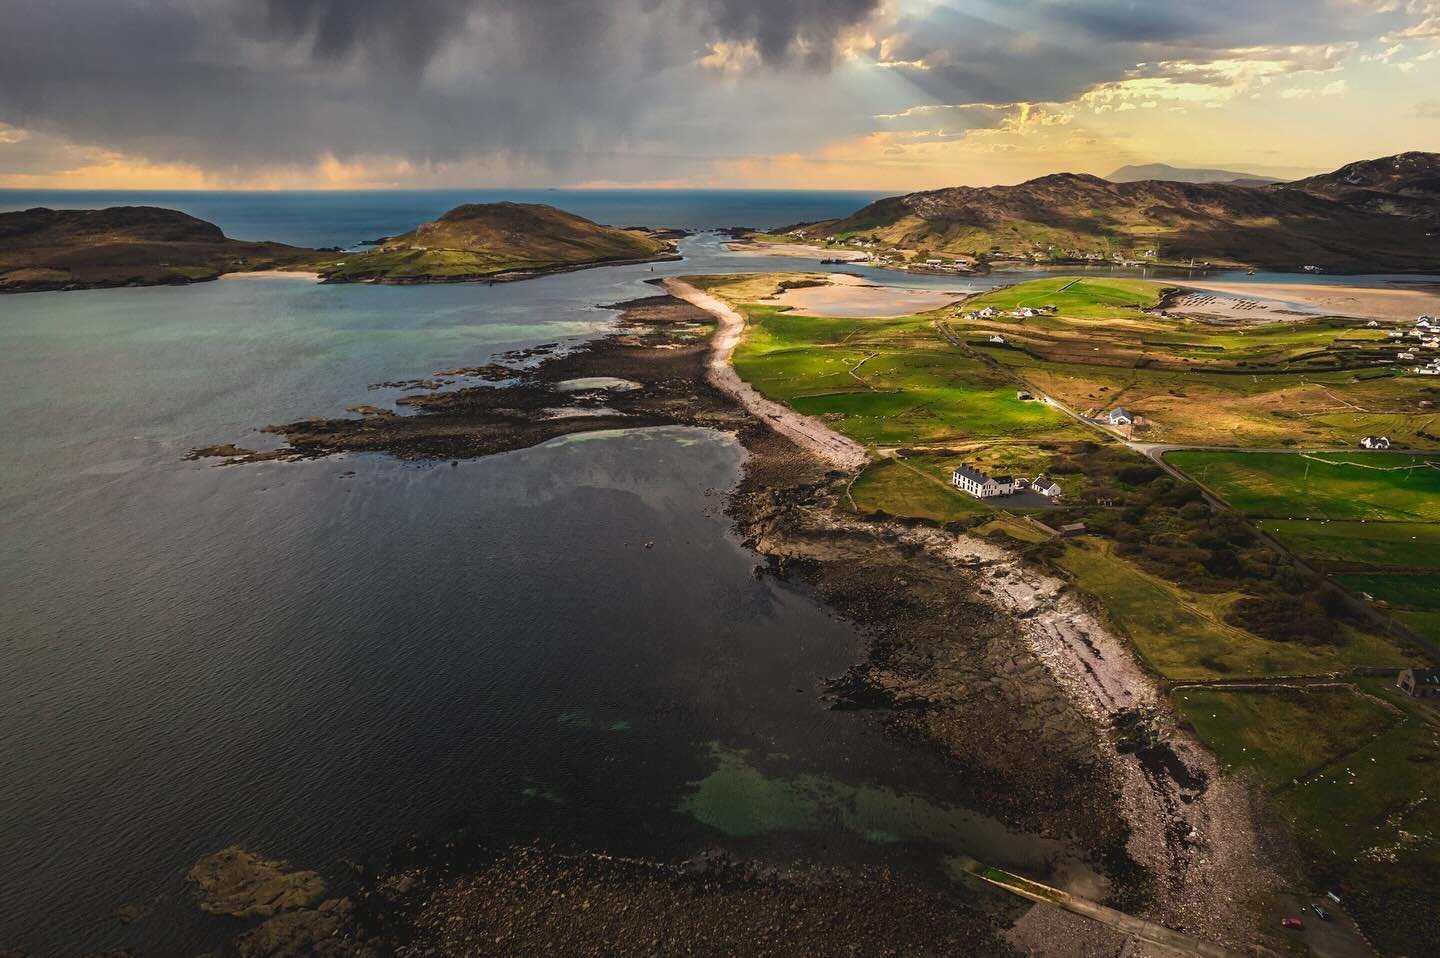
[952,465,1062,500]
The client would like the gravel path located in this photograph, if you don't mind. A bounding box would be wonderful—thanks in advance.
[663,278,870,471]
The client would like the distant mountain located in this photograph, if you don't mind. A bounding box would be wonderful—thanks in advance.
[1107,163,1280,186]
[0,206,317,293]
[316,202,678,284]
[794,154,1440,273]
[1284,151,1440,224]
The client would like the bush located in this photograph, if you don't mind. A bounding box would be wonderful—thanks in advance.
[1229,593,1338,645]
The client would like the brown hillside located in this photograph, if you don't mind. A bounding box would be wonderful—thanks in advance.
[0,207,318,292]
[802,154,1440,272]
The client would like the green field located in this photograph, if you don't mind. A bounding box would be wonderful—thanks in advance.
[1053,539,1415,679]
[1167,451,1440,521]
[1334,573,1440,641]
[1333,573,1440,609]
[962,277,1164,320]
[1174,687,1397,788]
[1173,683,1440,952]
[848,459,991,522]
[1257,520,1440,569]
[728,300,1084,447]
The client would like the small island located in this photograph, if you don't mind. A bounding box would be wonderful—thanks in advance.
[309,202,681,284]
[0,206,318,293]
[0,201,683,294]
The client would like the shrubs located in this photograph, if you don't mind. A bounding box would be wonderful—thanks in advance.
[1229,592,1339,646]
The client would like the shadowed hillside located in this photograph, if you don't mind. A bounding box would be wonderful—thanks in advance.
[0,207,318,292]
[795,154,1440,273]
[314,202,679,283]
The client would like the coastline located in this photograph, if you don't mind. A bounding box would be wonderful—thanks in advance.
[1176,279,1440,321]
[183,279,1288,955]
[315,252,683,286]
[218,269,322,282]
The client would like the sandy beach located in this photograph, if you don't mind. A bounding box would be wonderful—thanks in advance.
[218,269,322,282]
[724,239,869,262]
[1179,280,1440,322]
[774,272,968,318]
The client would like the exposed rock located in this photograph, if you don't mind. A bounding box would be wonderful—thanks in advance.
[185,444,255,461]
[109,902,149,925]
[187,847,326,919]
[235,898,353,958]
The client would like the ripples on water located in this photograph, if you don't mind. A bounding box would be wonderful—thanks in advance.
[10,191,1399,953]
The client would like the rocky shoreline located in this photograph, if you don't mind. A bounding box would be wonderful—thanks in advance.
[173,288,1291,956]
[317,251,685,287]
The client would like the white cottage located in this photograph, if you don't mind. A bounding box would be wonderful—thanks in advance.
[952,465,1015,499]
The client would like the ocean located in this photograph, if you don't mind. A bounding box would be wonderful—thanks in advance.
[0,193,1102,957]
[0,189,893,249]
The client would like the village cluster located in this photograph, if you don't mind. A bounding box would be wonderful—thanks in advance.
[1382,314,1440,375]
[789,228,1175,272]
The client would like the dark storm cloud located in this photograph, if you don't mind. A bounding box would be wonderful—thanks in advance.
[876,0,1406,110]
[0,0,1424,181]
[0,0,882,178]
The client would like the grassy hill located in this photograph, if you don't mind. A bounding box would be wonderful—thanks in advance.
[790,153,1440,273]
[0,206,318,292]
[314,203,677,283]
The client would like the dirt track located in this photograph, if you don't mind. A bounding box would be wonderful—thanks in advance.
[663,278,870,471]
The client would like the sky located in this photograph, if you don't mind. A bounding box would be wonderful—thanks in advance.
[1,0,1439,191]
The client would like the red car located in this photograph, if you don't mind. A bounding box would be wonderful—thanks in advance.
[1281,917,1304,930]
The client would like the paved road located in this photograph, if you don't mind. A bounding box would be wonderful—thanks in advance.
[934,319,1435,654]
[663,279,870,471]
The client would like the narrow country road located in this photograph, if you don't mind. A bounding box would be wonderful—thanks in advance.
[663,278,871,472]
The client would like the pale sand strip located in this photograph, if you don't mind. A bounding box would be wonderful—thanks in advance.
[724,240,869,261]
[1181,280,1440,322]
[663,278,870,471]
[218,270,322,282]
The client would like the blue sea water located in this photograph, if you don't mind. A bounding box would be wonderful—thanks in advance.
[0,188,890,249]
[0,196,1103,957]
[10,188,1430,956]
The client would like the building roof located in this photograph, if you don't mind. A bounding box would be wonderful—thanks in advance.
[952,465,994,485]
[1032,476,1059,492]
[1406,668,1440,685]
[1108,407,1132,420]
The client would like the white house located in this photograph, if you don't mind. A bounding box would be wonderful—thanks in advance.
[989,334,1008,345]
[977,307,997,319]
[1389,330,1406,339]
[1032,476,1062,498]
[1106,407,1134,426]
[1366,320,1380,328]
[1361,436,1392,450]
[952,465,1015,499]
[1399,352,1417,361]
